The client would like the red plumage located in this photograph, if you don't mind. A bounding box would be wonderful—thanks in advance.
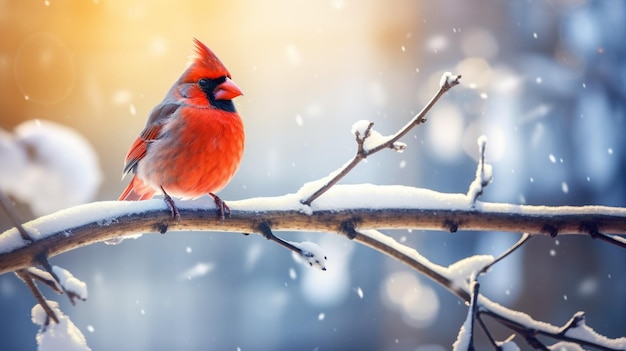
[119,39,244,218]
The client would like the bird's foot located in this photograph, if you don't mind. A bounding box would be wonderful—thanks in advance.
[209,193,230,220]
[161,186,181,221]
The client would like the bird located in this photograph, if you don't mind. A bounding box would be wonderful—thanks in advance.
[118,38,244,220]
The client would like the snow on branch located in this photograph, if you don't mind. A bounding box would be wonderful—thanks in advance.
[289,240,327,271]
[2,185,626,275]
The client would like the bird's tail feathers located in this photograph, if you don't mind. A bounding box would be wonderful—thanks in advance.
[118,175,155,201]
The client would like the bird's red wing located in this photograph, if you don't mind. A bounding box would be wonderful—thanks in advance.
[122,123,162,176]
[122,103,180,175]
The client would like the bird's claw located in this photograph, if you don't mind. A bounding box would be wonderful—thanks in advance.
[161,186,181,221]
[209,193,230,220]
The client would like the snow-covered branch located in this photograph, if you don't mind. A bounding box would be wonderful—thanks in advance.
[2,184,626,275]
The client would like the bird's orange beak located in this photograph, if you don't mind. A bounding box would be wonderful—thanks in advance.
[214,78,243,101]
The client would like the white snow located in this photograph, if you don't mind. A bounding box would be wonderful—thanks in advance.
[179,262,214,280]
[299,235,354,306]
[52,265,88,300]
[478,296,561,335]
[351,120,373,137]
[0,119,102,216]
[547,342,585,351]
[289,267,297,280]
[302,184,471,212]
[497,340,521,351]
[31,301,91,351]
[0,200,161,254]
[452,285,475,351]
[563,314,626,349]
[289,241,327,271]
[445,255,494,288]
[350,120,388,151]
[350,120,405,153]
[549,154,557,163]
[440,71,458,88]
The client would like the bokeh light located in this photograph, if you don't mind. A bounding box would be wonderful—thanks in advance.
[14,32,76,105]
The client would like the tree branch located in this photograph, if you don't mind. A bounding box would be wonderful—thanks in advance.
[1,186,626,275]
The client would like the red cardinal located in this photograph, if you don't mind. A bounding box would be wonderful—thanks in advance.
[119,39,244,219]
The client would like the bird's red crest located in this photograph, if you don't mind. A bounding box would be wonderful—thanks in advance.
[183,38,231,82]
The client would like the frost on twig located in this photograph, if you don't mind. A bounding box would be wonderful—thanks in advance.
[289,240,327,271]
[440,71,462,90]
[467,135,493,205]
[37,253,87,306]
[51,265,88,304]
[256,222,327,270]
[351,120,406,153]
[14,264,87,327]
[558,312,626,349]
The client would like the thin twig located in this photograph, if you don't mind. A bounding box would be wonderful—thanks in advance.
[475,313,500,349]
[0,190,32,241]
[26,267,63,294]
[15,269,59,324]
[369,73,462,155]
[344,226,470,301]
[591,231,626,249]
[301,74,461,206]
[468,281,480,351]
[256,221,304,256]
[479,233,532,276]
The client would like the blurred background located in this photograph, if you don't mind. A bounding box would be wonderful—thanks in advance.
[1,0,625,350]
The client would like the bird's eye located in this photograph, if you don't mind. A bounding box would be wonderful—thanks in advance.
[198,78,210,88]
